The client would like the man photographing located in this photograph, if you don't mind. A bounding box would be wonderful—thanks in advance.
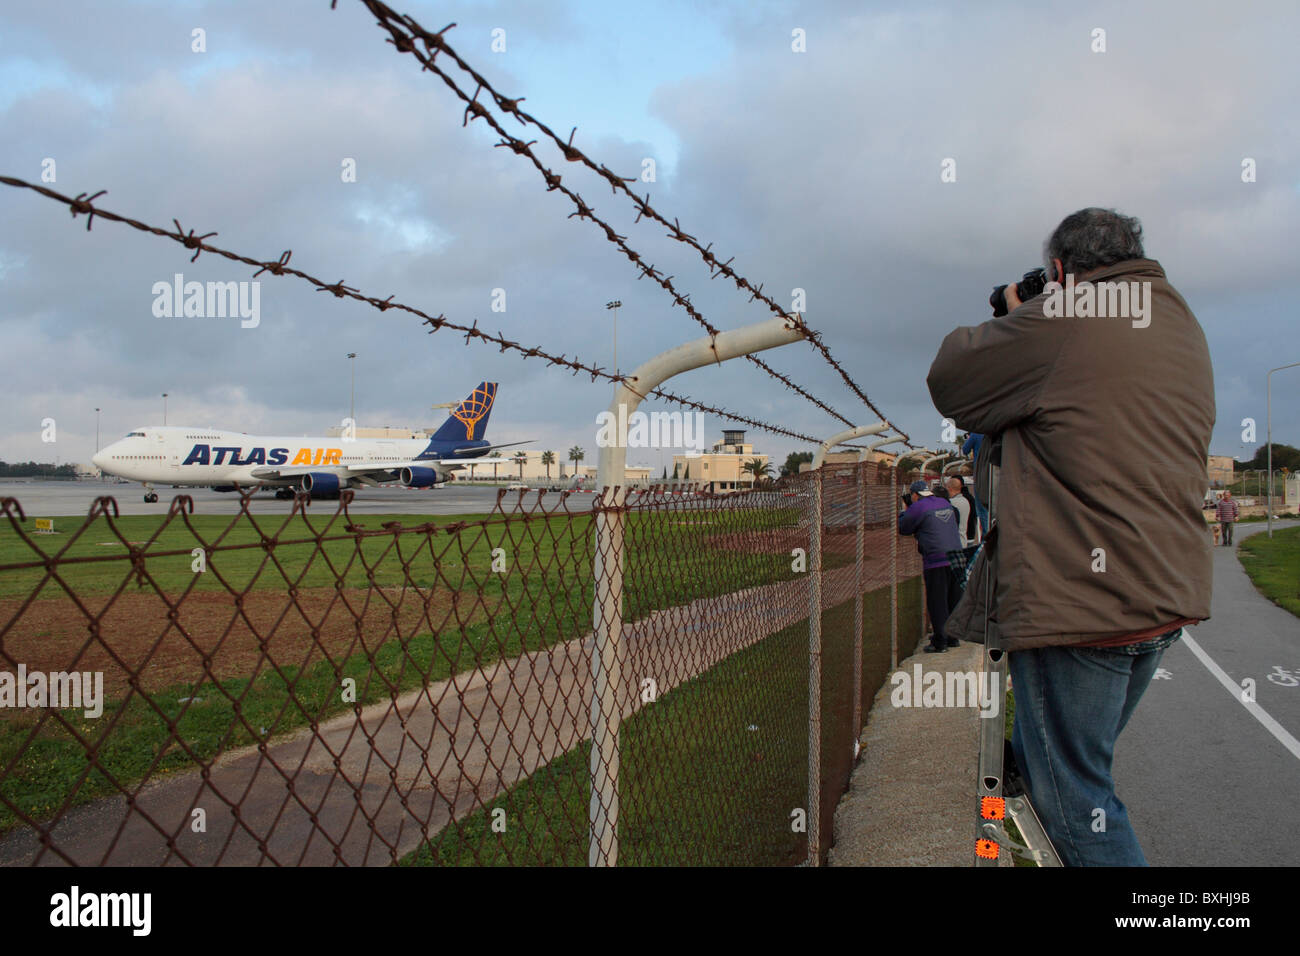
[898,479,963,653]
[927,207,1215,865]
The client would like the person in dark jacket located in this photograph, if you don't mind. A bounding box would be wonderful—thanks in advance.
[928,207,1214,866]
[962,433,989,535]
[898,479,963,652]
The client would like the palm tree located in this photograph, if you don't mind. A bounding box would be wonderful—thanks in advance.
[541,450,555,480]
[489,451,502,482]
[743,458,774,486]
[569,446,585,479]
[513,451,527,481]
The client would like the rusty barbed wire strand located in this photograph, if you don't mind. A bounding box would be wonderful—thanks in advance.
[0,174,828,445]
[346,0,913,440]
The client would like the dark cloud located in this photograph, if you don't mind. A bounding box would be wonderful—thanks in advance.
[1,0,1297,470]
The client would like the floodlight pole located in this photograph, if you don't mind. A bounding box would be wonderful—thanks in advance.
[606,300,621,378]
[347,352,357,428]
[805,421,889,866]
[1267,362,1299,538]
[589,314,804,867]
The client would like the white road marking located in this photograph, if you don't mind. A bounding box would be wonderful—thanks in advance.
[1180,630,1300,763]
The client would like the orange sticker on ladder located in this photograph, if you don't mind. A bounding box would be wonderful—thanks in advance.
[975,839,999,860]
[981,796,1006,820]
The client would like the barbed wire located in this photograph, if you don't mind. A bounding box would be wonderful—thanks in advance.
[347,0,909,442]
[0,174,833,445]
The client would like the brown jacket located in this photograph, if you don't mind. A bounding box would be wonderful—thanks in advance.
[928,258,1215,651]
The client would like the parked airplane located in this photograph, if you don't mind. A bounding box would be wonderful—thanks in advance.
[92,382,527,502]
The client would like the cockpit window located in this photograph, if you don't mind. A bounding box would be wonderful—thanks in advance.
[126,431,146,437]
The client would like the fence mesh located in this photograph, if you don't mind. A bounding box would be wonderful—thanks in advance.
[0,462,924,866]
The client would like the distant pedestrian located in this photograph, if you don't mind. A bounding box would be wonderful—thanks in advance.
[946,476,973,546]
[898,479,963,652]
[1215,490,1240,546]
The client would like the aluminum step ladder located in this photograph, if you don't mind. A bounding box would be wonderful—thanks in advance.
[968,448,1061,867]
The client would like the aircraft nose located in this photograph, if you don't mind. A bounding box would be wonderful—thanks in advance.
[92,450,106,470]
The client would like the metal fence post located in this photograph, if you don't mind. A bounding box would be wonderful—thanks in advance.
[807,467,823,865]
[851,436,905,743]
[589,315,803,867]
[806,422,888,864]
[852,457,864,755]
[890,465,898,668]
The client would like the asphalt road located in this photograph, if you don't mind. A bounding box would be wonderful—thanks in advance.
[0,479,597,518]
[1117,519,1300,866]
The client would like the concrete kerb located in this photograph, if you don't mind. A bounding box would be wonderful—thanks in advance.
[829,641,988,867]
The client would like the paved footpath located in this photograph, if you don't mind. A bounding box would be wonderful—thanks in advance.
[1117,519,1300,865]
[830,519,1300,867]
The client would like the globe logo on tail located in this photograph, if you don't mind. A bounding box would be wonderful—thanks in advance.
[453,383,496,439]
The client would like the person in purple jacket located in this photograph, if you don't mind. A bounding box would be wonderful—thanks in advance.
[898,479,964,652]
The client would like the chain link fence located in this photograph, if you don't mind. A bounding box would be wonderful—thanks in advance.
[0,461,924,866]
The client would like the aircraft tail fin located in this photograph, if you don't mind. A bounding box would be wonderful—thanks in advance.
[429,382,497,443]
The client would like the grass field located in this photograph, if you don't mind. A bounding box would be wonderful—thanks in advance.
[401,578,924,866]
[0,506,812,600]
[1237,525,1300,618]
[0,503,896,836]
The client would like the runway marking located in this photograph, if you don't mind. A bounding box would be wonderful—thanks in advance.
[1180,630,1300,763]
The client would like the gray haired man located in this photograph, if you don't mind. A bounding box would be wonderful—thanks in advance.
[928,207,1215,865]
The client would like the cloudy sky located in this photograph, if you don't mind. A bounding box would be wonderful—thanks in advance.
[2,0,1297,474]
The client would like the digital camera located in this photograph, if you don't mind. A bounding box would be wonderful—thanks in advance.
[989,267,1048,317]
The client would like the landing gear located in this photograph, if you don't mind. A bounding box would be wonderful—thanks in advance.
[274,487,295,500]
[143,492,158,503]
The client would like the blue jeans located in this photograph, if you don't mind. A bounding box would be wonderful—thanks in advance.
[1009,641,1168,866]
[972,496,989,536]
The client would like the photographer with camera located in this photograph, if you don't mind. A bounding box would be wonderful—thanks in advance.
[898,479,963,653]
[927,207,1215,866]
